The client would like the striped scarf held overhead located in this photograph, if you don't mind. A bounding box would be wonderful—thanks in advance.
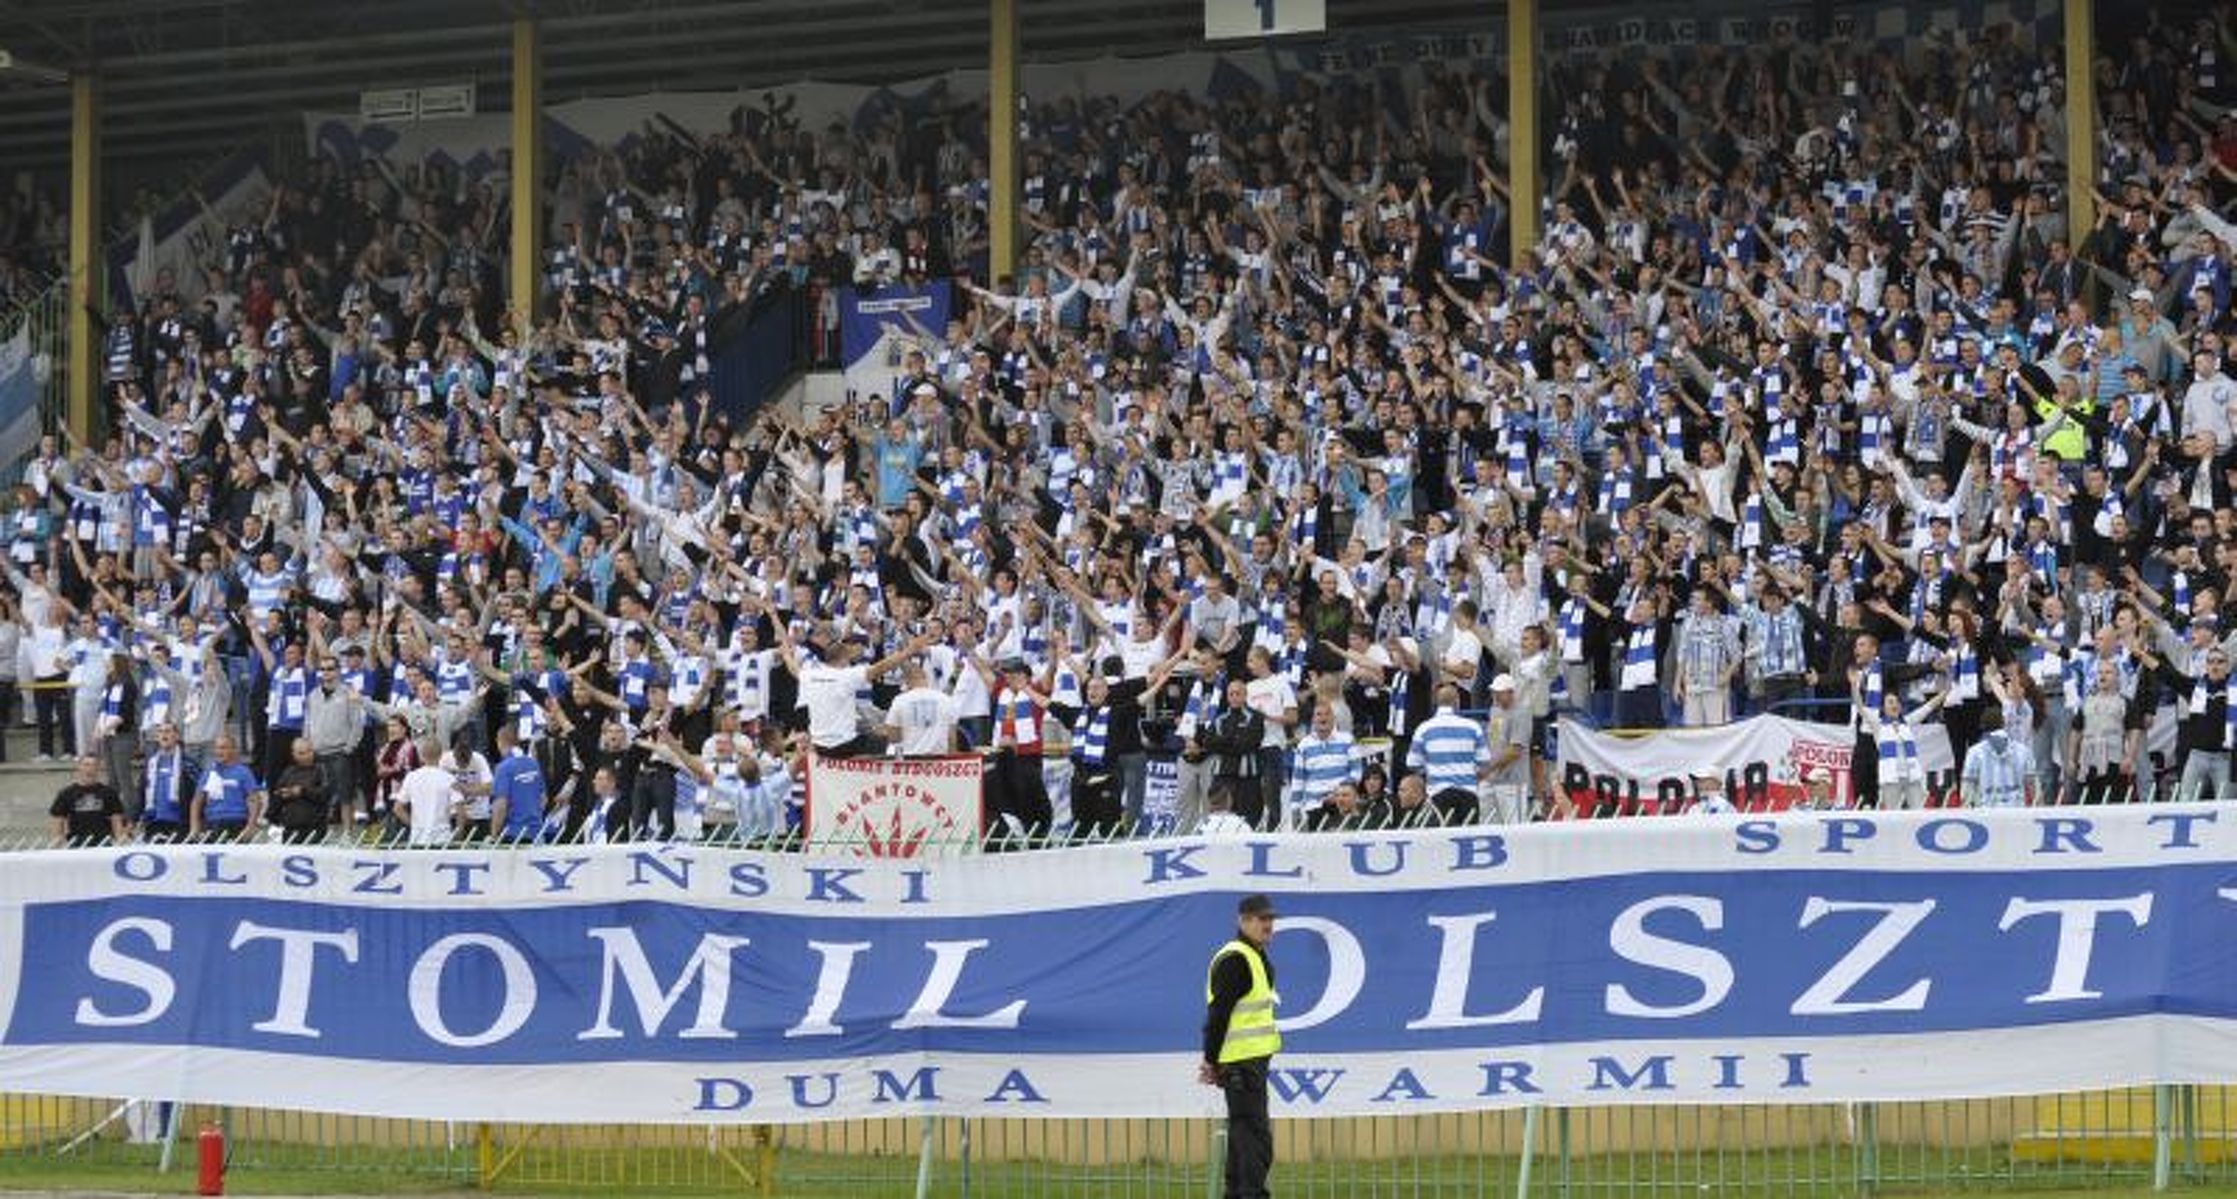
[1877,719,1920,771]
[1213,452,1248,497]
[516,689,546,743]
[1388,663,1412,737]
[1559,599,1586,663]
[1072,704,1110,768]
[1740,490,1765,552]
[1600,464,1634,516]
[1767,418,1800,467]
[1759,368,1786,423]
[1620,625,1658,690]
[1051,661,1083,709]
[2226,676,2237,753]
[1502,418,1531,489]
[1859,410,1893,463]
[1950,641,1981,702]
[143,672,173,728]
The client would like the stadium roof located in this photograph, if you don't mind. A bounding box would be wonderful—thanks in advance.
[0,0,1529,174]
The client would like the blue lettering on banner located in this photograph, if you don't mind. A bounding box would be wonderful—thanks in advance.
[8,809,2237,1121]
[839,283,953,375]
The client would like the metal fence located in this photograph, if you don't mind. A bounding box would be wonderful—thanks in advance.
[1,1088,2232,1195]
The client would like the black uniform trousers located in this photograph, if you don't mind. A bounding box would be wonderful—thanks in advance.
[1221,1057,1272,1199]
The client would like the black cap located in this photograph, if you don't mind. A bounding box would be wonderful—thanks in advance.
[1238,894,1278,918]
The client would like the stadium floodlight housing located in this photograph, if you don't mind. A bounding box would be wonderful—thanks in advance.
[0,51,68,85]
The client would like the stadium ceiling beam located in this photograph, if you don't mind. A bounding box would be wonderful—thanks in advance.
[0,3,1202,163]
[57,0,1171,115]
[93,0,908,71]
[0,1,90,65]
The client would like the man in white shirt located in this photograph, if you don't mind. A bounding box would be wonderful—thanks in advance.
[395,756,459,847]
[2182,347,2237,452]
[442,733,494,839]
[1195,781,1255,836]
[1482,675,1531,823]
[24,609,69,760]
[1439,601,1486,705]
[1242,646,1298,819]
[885,661,959,755]
[768,611,931,757]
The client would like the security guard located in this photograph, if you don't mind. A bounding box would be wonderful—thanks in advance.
[1201,893,1279,1199]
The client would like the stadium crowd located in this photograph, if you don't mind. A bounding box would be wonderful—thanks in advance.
[26,9,2237,845]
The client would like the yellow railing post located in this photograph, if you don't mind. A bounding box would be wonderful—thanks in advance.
[987,0,1021,285]
[509,18,543,321]
[755,1124,777,1197]
[65,71,99,444]
[2064,0,2096,246]
[1506,0,1539,270]
[476,1121,495,1189]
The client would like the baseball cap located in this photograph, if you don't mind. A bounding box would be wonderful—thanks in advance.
[2129,287,2154,303]
[1237,894,1278,917]
[1490,673,1517,693]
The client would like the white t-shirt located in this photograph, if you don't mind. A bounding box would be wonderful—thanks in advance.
[397,764,458,846]
[1198,810,1255,836]
[888,686,959,755]
[1119,632,1165,679]
[1441,627,1484,687]
[1244,675,1296,749]
[798,662,870,748]
[447,751,494,820]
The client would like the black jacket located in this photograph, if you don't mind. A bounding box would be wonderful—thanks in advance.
[1201,707,1265,778]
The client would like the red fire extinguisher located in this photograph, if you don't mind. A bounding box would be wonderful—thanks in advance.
[196,1122,226,1196]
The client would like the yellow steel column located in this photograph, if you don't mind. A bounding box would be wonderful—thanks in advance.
[509,18,543,319]
[65,72,99,441]
[1506,0,1538,268]
[988,0,1021,284]
[2065,0,2096,244]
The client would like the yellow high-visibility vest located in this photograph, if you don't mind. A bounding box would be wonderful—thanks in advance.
[2037,396,2088,463]
[1207,939,1281,1064]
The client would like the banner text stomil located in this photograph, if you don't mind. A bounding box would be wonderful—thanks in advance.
[1,806,2234,1121]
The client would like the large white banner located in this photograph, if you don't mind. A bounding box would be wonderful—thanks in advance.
[804,753,983,856]
[1558,715,1956,813]
[0,809,2235,1122]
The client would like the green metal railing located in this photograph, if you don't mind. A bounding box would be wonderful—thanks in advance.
[1,1087,2231,1196]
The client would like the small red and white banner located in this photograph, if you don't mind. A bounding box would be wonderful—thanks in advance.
[1557,714,1958,814]
[805,754,985,857]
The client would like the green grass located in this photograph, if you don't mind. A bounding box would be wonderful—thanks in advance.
[11,1141,2237,1199]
